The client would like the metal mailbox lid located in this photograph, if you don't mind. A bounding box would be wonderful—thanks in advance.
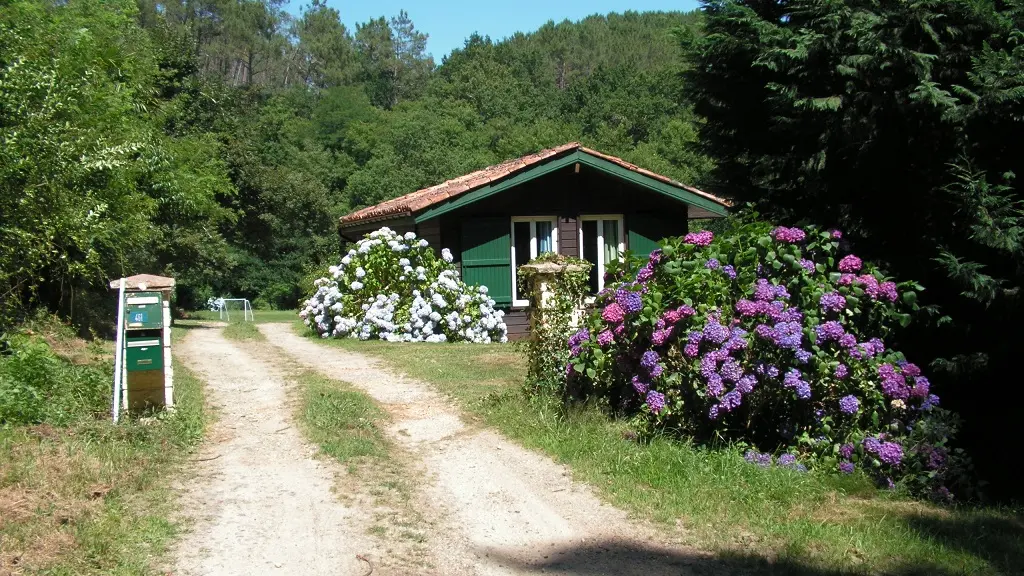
[125,337,164,372]
[125,291,163,330]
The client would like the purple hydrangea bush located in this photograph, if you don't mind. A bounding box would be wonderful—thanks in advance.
[565,219,966,497]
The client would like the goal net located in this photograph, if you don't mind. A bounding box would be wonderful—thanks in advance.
[214,298,254,322]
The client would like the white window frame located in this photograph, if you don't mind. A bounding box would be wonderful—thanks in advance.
[510,216,559,307]
[579,214,625,296]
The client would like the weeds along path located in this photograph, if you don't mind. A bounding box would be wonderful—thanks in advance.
[172,324,383,576]
[260,323,709,576]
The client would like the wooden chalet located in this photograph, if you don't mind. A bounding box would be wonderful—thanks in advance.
[339,142,730,339]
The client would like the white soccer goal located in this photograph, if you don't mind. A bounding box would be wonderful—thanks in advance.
[217,298,254,322]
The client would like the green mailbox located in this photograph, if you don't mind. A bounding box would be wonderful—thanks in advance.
[125,292,163,330]
[125,337,164,372]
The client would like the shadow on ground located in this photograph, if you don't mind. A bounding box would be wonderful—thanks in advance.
[905,510,1024,576]
[480,536,1012,576]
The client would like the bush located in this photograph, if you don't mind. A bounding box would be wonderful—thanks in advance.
[566,217,968,497]
[519,253,591,395]
[300,227,508,343]
[0,332,110,426]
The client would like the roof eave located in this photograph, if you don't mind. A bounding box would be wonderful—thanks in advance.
[339,210,413,229]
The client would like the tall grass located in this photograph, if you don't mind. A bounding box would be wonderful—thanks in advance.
[0,320,206,574]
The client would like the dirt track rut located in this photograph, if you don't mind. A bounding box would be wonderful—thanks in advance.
[172,325,379,576]
[258,323,707,575]
[172,323,710,575]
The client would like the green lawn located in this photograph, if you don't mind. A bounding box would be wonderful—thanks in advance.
[184,309,298,324]
[0,325,206,575]
[308,333,1023,576]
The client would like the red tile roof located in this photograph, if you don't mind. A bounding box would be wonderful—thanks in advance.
[108,274,176,291]
[339,142,730,226]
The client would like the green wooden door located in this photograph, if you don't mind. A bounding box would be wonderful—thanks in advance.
[628,213,687,256]
[461,217,512,306]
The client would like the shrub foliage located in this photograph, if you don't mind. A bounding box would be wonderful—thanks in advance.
[519,253,592,395]
[0,327,109,426]
[301,227,508,342]
[565,219,966,496]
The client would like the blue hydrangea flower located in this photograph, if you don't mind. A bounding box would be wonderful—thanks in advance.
[703,320,730,344]
[615,289,643,314]
[834,364,849,379]
[721,390,742,411]
[819,291,847,313]
[878,442,904,466]
[720,359,743,383]
[744,450,772,468]
[863,437,881,454]
[815,320,845,344]
[640,350,660,370]
[631,376,649,395]
[839,395,860,415]
[646,390,666,413]
[795,382,812,400]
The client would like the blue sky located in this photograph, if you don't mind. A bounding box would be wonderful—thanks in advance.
[285,0,702,60]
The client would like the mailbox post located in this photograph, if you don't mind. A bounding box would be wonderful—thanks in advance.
[109,274,175,413]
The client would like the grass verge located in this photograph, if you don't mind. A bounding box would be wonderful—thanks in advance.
[295,370,387,465]
[185,309,297,324]
[309,335,1023,576]
[221,321,265,342]
[0,325,206,575]
[290,369,431,568]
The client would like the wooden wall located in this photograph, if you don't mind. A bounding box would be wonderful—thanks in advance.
[559,217,578,257]
[416,218,442,256]
[504,309,530,341]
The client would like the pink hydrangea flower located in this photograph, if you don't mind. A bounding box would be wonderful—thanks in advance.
[838,254,863,273]
[771,226,806,243]
[684,230,714,246]
[601,303,625,323]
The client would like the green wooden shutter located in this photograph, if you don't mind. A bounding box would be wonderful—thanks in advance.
[461,217,512,306]
[628,213,687,256]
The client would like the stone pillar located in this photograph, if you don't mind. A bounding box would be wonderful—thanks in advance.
[519,261,588,335]
[162,294,174,408]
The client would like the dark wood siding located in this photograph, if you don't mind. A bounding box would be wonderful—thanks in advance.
[504,308,530,341]
[416,218,442,256]
[559,217,578,257]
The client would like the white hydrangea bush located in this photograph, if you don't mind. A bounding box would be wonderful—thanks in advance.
[300,227,508,343]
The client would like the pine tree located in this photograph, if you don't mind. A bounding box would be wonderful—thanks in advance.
[685,0,1024,498]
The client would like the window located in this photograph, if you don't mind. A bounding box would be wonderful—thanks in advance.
[579,215,624,294]
[511,216,558,306]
